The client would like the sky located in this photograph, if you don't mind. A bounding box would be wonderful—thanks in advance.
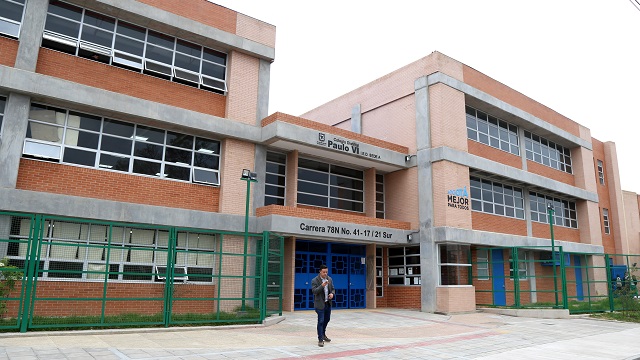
[211,1,640,193]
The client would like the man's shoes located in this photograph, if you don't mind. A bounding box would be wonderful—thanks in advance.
[318,340,324,347]
[323,335,331,342]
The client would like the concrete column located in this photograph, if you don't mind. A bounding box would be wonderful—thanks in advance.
[364,168,376,218]
[415,76,437,312]
[15,0,48,71]
[604,142,629,254]
[519,130,528,171]
[524,190,533,237]
[351,104,361,134]
[284,150,298,207]
[253,144,267,211]
[0,214,10,258]
[0,93,30,189]
[366,243,376,308]
[256,59,271,125]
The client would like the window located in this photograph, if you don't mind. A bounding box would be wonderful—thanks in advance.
[42,0,227,94]
[466,105,519,155]
[388,246,420,285]
[376,173,385,219]
[439,244,471,285]
[470,176,525,219]
[509,250,528,280]
[5,217,217,283]
[476,248,489,280]
[524,131,572,173]
[529,192,578,228]
[603,208,610,235]
[597,160,605,185]
[297,158,364,212]
[265,151,286,206]
[0,95,6,137]
[0,0,26,38]
[376,246,383,296]
[23,103,221,185]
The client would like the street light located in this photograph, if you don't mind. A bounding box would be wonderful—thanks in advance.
[240,169,258,311]
[547,203,559,307]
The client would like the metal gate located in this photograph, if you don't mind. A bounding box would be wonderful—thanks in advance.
[294,240,366,310]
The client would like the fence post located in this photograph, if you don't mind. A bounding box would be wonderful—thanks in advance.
[605,254,614,312]
[560,247,568,309]
[19,215,42,333]
[163,228,176,327]
[513,248,520,308]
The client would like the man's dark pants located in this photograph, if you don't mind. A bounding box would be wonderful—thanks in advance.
[315,302,331,341]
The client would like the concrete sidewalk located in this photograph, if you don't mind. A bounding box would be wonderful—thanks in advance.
[0,309,639,359]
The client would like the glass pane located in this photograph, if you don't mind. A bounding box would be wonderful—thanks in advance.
[103,119,134,137]
[193,168,218,184]
[165,147,191,165]
[134,142,163,160]
[114,35,144,56]
[44,15,80,38]
[132,159,160,176]
[67,111,101,131]
[194,153,219,169]
[145,44,173,64]
[29,105,66,125]
[203,47,226,65]
[147,30,174,49]
[297,193,327,207]
[195,138,219,154]
[165,164,190,181]
[99,153,129,171]
[201,61,225,79]
[100,135,132,155]
[83,10,115,31]
[1,1,24,22]
[166,132,193,149]
[174,53,200,73]
[116,21,145,40]
[64,129,99,149]
[27,122,63,143]
[63,147,95,166]
[48,1,83,21]
[176,39,201,57]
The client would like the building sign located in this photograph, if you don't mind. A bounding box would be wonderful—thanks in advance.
[447,186,469,210]
[299,222,393,239]
[317,132,381,160]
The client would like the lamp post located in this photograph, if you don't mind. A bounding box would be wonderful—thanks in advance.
[240,169,258,311]
[547,203,559,307]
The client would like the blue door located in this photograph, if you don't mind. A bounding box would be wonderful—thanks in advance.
[574,255,584,301]
[491,249,506,306]
[294,241,366,310]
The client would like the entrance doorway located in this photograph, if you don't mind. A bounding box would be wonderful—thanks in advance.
[294,240,366,310]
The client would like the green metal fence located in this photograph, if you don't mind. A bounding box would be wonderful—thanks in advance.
[472,246,640,314]
[0,212,283,332]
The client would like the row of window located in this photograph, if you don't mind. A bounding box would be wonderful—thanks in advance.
[466,105,574,175]
[24,103,221,185]
[470,176,578,228]
[7,218,217,282]
[42,0,227,93]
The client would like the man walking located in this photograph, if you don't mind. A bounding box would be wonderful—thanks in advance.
[311,264,335,347]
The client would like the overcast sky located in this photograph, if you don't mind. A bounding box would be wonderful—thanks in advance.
[212,1,640,193]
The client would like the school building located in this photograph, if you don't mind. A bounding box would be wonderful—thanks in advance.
[1,0,639,319]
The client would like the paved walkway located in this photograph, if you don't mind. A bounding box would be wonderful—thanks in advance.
[0,309,639,359]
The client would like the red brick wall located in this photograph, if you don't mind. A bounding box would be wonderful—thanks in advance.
[592,139,615,254]
[462,65,581,137]
[0,37,17,67]
[137,0,237,34]
[6,282,215,317]
[379,285,421,309]
[471,212,527,236]
[35,49,226,117]
[17,159,219,212]
[526,160,575,186]
[531,221,580,243]
[467,140,522,169]
[261,112,409,154]
[257,205,411,230]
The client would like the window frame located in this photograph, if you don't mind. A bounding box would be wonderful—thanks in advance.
[297,157,364,212]
[597,160,605,185]
[524,130,572,174]
[387,246,421,286]
[603,208,610,235]
[509,250,528,280]
[466,105,520,156]
[376,246,383,296]
[529,191,578,229]
[23,102,221,186]
[476,248,489,280]
[470,176,525,220]
[265,151,287,206]
[376,173,385,219]
[42,0,228,94]
[438,244,472,286]
[0,95,6,138]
